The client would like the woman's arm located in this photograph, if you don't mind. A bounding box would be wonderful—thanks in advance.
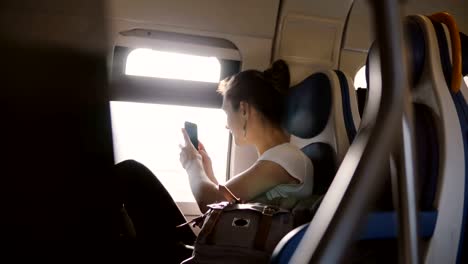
[224,160,299,202]
[180,129,224,212]
[180,129,299,211]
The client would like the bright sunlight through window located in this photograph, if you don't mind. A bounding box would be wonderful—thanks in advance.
[110,102,229,203]
[354,66,367,90]
[125,48,221,83]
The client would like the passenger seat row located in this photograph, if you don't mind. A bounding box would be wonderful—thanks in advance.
[272,12,468,263]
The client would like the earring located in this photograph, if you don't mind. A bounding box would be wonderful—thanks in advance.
[242,121,247,139]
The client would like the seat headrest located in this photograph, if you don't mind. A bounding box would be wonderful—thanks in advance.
[283,72,332,138]
[405,17,426,87]
[366,17,426,88]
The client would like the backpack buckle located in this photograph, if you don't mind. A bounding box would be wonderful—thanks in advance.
[262,206,276,216]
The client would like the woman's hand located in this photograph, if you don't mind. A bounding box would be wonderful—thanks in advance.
[198,142,216,183]
[179,129,222,212]
[179,128,202,170]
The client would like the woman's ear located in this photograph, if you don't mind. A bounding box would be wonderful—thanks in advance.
[239,101,249,119]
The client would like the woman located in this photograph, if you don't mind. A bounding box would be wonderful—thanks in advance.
[114,60,313,261]
[179,59,313,212]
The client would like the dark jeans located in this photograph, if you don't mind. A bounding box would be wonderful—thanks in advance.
[113,160,196,262]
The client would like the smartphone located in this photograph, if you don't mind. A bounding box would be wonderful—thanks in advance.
[184,121,199,149]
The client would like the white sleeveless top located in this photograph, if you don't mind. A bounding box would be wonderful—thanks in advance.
[251,143,314,209]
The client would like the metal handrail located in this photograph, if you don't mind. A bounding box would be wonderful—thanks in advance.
[393,111,420,263]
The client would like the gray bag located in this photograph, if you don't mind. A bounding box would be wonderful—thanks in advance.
[181,201,294,264]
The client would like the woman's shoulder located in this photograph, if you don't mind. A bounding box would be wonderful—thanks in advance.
[258,143,313,182]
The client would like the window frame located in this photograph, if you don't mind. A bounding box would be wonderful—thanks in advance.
[111,46,240,108]
[110,45,240,216]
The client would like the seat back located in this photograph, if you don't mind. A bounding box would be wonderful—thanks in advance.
[402,14,466,263]
[272,60,387,263]
[283,70,361,195]
[271,12,466,263]
[429,14,468,263]
[404,16,440,212]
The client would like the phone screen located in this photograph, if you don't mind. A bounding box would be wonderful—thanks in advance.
[184,121,198,149]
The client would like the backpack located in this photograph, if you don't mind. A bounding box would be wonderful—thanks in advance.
[181,202,295,264]
[180,186,296,264]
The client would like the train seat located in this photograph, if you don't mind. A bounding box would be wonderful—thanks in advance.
[428,13,468,263]
[283,70,361,197]
[271,13,466,263]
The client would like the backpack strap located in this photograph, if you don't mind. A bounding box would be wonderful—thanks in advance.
[218,184,242,203]
[254,206,275,250]
[199,209,223,244]
[176,212,207,229]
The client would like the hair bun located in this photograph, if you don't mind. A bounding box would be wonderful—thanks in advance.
[263,59,290,93]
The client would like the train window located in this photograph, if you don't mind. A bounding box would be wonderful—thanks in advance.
[125,48,221,83]
[110,44,240,206]
[110,101,229,203]
[464,76,468,87]
[354,66,367,90]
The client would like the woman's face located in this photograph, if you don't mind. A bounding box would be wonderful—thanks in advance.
[222,97,247,146]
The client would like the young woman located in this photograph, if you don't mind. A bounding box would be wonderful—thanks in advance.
[179,59,313,212]
[114,60,313,262]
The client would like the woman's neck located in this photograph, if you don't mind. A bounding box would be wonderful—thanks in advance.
[254,127,290,156]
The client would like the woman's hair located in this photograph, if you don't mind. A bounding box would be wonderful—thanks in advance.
[217,59,290,127]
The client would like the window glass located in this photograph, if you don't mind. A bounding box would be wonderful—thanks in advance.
[110,101,229,202]
[125,48,221,83]
[354,66,367,90]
